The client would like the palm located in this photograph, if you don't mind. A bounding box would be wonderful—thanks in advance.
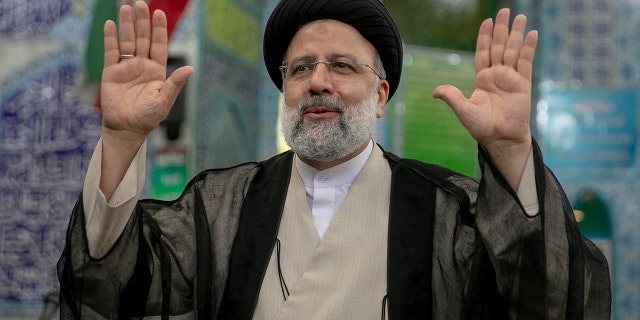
[463,64,531,147]
[101,58,168,136]
[433,9,538,150]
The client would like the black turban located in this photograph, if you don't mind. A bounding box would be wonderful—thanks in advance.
[263,0,403,99]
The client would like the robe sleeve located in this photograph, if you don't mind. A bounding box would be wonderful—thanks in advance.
[58,164,260,319]
[83,137,147,258]
[57,136,200,319]
[58,195,157,319]
[474,140,611,319]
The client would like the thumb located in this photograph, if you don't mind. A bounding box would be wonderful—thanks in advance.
[432,84,466,113]
[163,66,194,107]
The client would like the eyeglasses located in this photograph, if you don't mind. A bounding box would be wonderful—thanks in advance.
[279,57,384,83]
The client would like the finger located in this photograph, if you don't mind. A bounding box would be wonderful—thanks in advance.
[503,14,527,68]
[118,5,136,55]
[474,18,493,73]
[104,20,120,68]
[490,8,511,66]
[150,10,169,65]
[432,84,467,116]
[517,30,538,80]
[134,1,152,58]
[162,66,195,109]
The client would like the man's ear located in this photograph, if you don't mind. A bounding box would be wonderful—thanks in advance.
[376,80,390,118]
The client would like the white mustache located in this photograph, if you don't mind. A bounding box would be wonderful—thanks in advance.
[299,95,345,114]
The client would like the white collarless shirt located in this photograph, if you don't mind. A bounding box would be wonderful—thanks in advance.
[295,141,373,239]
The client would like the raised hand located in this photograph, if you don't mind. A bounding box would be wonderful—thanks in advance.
[432,8,538,188]
[101,1,193,140]
[99,1,194,199]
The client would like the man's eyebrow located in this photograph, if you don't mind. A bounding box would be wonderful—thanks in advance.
[286,53,359,64]
[326,53,358,61]
[286,55,316,64]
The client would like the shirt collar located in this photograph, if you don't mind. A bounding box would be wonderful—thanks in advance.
[296,140,374,188]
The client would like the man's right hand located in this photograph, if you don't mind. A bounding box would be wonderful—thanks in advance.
[99,1,194,199]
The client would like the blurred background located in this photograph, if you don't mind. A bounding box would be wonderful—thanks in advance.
[0,0,638,318]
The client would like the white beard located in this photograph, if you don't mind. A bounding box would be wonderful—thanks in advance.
[280,88,379,162]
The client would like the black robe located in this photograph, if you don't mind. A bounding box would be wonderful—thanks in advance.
[58,142,611,319]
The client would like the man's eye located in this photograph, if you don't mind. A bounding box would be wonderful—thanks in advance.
[293,65,311,73]
[332,62,351,70]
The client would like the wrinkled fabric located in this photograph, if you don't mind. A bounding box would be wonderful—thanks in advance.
[58,143,611,319]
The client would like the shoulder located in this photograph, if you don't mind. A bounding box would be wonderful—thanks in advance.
[190,151,294,188]
[382,149,476,190]
[382,148,477,223]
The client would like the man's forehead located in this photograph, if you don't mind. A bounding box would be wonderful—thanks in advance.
[286,20,376,60]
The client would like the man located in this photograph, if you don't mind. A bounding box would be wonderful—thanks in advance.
[58,0,611,319]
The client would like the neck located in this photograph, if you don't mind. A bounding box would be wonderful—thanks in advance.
[298,139,371,170]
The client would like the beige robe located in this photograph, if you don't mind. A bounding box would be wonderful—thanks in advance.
[254,146,391,319]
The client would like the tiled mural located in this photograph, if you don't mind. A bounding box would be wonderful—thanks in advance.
[0,0,99,317]
[519,0,640,318]
[0,0,197,317]
[193,0,279,172]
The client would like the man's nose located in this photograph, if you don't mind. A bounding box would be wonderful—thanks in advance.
[308,63,334,93]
